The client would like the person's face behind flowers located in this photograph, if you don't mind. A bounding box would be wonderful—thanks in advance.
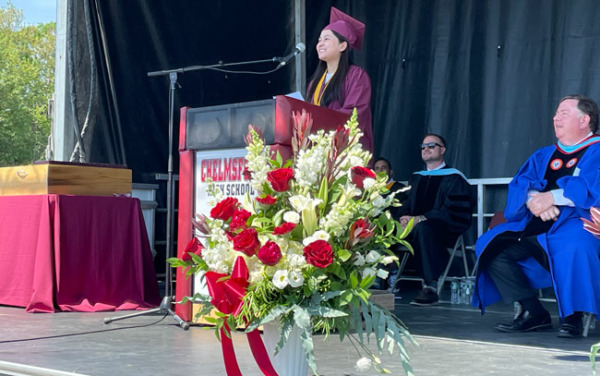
[316,29,347,64]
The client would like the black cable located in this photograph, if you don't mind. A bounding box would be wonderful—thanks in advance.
[0,313,170,345]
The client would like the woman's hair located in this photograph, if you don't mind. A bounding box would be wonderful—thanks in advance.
[306,30,352,107]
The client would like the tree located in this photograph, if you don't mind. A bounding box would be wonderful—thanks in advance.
[0,3,55,167]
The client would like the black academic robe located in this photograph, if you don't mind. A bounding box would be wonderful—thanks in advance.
[393,167,474,234]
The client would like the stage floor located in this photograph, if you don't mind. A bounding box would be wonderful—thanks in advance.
[0,285,597,376]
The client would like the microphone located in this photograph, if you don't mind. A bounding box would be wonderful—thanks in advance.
[276,43,306,67]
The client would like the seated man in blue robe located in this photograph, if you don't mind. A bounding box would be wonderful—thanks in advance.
[473,94,600,338]
[392,134,474,306]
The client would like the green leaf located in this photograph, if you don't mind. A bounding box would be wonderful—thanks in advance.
[329,262,346,280]
[349,271,359,289]
[361,302,373,339]
[337,248,353,262]
[299,324,317,374]
[166,257,187,267]
[292,305,311,330]
[397,217,415,240]
[592,342,600,375]
[360,273,376,289]
[305,306,348,318]
[317,176,329,209]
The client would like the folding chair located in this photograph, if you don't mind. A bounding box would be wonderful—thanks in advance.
[388,234,470,295]
[436,234,470,294]
[388,246,425,293]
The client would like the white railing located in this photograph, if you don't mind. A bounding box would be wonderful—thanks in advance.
[467,177,513,238]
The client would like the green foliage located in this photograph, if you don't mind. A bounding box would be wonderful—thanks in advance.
[592,342,600,375]
[0,3,55,166]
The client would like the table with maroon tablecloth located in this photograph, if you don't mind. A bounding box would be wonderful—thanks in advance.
[0,194,161,312]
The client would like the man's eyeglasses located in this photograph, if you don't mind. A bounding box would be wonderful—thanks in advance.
[420,142,443,150]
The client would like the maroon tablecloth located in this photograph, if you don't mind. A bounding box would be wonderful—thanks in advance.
[0,194,161,312]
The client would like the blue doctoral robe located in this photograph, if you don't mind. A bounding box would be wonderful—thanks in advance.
[473,139,600,319]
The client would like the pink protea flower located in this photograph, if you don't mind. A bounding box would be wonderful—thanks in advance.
[582,207,600,237]
[291,109,313,155]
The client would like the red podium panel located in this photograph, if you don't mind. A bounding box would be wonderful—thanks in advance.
[175,96,350,321]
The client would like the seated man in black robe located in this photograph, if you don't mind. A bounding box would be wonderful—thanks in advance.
[373,156,408,203]
[392,134,474,306]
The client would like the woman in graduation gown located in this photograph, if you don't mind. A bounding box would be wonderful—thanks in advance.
[306,7,373,154]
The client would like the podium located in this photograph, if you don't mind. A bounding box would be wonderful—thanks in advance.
[174,95,350,321]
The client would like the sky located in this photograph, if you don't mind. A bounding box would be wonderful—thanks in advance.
[0,0,56,25]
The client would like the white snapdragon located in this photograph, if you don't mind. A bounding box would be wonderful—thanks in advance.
[273,269,289,289]
[382,255,397,265]
[283,211,300,224]
[319,202,354,237]
[365,250,381,263]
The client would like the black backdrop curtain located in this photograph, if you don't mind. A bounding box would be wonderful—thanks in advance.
[79,1,295,182]
[328,0,600,180]
[76,0,600,183]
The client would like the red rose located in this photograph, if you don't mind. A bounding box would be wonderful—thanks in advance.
[303,239,334,268]
[350,166,376,189]
[267,168,294,192]
[257,241,282,266]
[210,197,240,220]
[256,195,277,205]
[243,167,253,181]
[230,209,251,231]
[273,222,296,235]
[182,237,204,262]
[233,228,261,256]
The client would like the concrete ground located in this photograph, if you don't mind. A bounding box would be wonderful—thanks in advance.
[0,283,597,376]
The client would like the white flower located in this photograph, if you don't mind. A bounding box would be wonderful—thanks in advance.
[287,253,306,268]
[272,269,289,289]
[353,253,365,266]
[288,270,304,288]
[362,267,376,278]
[302,230,330,246]
[289,194,323,235]
[376,268,389,279]
[363,178,376,190]
[312,230,330,241]
[372,195,386,208]
[382,256,397,265]
[365,250,381,263]
[355,357,372,372]
[283,211,300,224]
[289,195,322,212]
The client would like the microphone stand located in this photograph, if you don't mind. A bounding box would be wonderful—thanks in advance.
[104,54,294,330]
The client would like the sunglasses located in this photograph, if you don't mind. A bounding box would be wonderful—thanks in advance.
[420,142,443,150]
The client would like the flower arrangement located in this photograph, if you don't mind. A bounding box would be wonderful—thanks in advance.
[583,207,600,375]
[170,109,416,375]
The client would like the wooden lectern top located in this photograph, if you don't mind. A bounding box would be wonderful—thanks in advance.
[0,161,132,197]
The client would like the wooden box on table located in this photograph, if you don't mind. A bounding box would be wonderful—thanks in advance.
[0,161,132,196]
